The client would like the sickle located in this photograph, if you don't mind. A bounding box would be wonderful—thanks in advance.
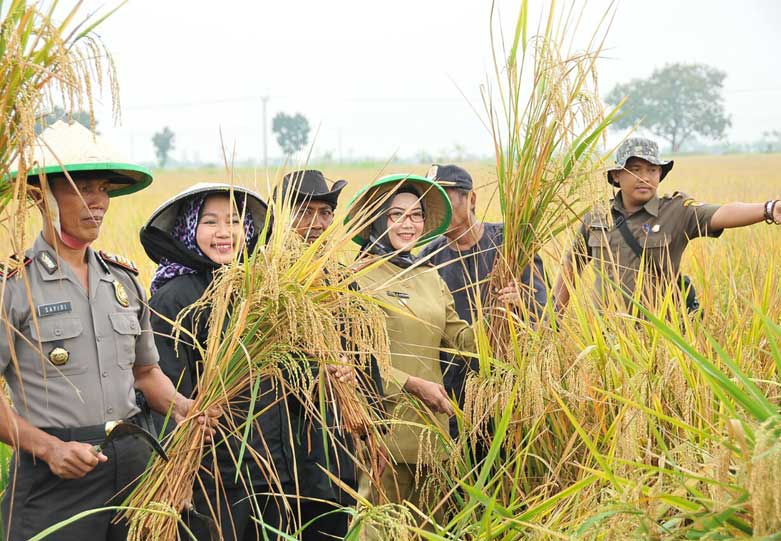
[186,504,220,541]
[93,420,169,461]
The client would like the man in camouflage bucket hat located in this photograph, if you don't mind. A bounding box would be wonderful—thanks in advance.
[553,136,781,311]
[607,137,674,185]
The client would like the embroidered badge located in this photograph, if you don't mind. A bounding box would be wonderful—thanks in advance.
[36,301,73,318]
[651,224,661,233]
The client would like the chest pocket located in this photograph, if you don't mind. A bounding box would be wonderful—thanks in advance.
[587,228,611,259]
[109,312,141,370]
[641,234,672,273]
[29,317,86,377]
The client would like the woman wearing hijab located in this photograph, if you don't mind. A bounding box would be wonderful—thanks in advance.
[345,174,476,512]
[140,183,291,541]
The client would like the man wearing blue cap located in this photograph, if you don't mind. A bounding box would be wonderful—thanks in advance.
[420,164,547,436]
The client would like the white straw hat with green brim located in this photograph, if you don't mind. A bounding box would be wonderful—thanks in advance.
[144,182,269,236]
[344,173,452,247]
[12,120,152,197]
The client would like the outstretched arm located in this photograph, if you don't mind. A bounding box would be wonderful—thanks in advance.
[709,200,781,230]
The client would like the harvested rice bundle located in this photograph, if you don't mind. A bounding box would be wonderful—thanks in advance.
[123,198,391,540]
[466,0,621,429]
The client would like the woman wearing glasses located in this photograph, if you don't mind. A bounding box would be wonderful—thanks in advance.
[346,174,475,516]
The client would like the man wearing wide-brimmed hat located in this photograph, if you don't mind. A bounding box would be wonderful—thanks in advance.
[277,169,347,243]
[0,121,217,540]
[553,136,781,311]
[274,168,394,540]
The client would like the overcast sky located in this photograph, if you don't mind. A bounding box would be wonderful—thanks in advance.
[77,0,781,164]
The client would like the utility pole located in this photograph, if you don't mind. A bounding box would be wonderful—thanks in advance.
[261,95,269,170]
[338,128,343,164]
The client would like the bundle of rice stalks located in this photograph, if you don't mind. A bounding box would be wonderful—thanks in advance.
[122,187,392,540]
[479,0,620,360]
[0,0,120,255]
[461,0,621,445]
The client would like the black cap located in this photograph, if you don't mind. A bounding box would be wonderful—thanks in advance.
[426,164,473,191]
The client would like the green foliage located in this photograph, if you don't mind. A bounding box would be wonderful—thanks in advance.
[605,63,732,152]
[152,126,176,168]
[272,112,310,155]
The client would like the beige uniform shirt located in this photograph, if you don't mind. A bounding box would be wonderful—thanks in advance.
[0,235,158,428]
[572,191,722,301]
[357,260,475,464]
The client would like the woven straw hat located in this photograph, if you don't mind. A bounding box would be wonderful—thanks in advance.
[14,120,152,197]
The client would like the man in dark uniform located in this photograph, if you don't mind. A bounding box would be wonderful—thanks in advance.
[0,121,216,540]
[553,137,781,311]
[279,169,386,540]
[419,164,547,436]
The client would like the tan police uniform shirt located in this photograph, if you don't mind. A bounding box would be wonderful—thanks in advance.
[357,259,475,463]
[0,234,159,428]
[572,191,723,301]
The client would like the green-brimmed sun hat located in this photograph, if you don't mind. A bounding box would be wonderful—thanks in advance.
[12,120,152,197]
[344,173,452,247]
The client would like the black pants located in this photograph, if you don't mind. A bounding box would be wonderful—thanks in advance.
[298,500,350,540]
[1,430,150,541]
[183,483,288,541]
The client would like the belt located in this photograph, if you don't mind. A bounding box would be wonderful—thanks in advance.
[39,413,144,443]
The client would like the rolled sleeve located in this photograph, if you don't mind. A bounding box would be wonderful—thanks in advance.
[684,202,723,239]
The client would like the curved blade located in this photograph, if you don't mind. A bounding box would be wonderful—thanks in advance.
[187,505,220,541]
[100,421,169,461]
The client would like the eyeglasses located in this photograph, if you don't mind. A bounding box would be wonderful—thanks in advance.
[387,210,425,224]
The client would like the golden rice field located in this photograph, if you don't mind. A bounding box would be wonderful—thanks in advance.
[6,153,781,538]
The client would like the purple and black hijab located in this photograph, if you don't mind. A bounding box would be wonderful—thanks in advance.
[141,186,265,294]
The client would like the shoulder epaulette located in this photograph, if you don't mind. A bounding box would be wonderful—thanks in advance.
[99,251,139,275]
[0,255,32,280]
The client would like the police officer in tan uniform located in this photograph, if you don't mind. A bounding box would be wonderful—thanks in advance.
[0,121,216,540]
[554,137,781,310]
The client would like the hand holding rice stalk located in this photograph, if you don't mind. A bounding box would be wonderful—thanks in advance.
[122,194,391,540]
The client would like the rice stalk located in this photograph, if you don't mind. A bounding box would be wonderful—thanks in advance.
[121,174,395,539]
[479,0,620,365]
[0,0,120,256]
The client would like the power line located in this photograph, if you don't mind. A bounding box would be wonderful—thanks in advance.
[122,94,466,111]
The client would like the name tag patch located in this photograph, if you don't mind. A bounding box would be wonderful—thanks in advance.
[36,301,72,318]
[387,291,410,300]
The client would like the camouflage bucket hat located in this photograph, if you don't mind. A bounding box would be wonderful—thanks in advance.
[607,137,674,186]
